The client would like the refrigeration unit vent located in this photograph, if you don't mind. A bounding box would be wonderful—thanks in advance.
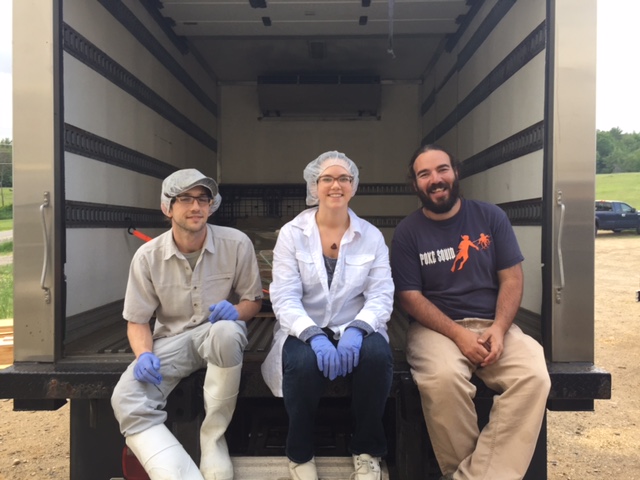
[257,74,381,119]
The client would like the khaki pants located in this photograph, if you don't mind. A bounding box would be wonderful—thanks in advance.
[406,320,550,480]
[112,320,248,437]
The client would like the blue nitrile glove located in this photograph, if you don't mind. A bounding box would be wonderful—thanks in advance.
[309,335,341,380]
[208,300,239,323]
[337,327,364,375]
[133,352,162,385]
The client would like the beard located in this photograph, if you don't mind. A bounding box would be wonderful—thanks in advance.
[172,215,207,234]
[417,177,460,214]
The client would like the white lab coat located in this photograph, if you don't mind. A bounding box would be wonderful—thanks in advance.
[261,207,394,396]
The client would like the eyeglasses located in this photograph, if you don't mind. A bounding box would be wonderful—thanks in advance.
[173,195,213,206]
[317,175,354,186]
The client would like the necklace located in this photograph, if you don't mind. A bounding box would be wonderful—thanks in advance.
[330,243,338,250]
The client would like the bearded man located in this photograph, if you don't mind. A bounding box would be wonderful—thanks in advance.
[390,145,550,480]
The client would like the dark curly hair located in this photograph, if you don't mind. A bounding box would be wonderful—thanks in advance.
[407,144,458,181]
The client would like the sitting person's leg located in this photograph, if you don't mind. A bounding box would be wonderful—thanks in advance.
[112,331,206,479]
[282,335,327,467]
[405,322,478,477]
[350,332,393,480]
[463,323,550,480]
[197,320,249,480]
[350,332,393,456]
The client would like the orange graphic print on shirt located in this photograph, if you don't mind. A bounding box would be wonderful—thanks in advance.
[477,233,491,250]
[451,233,491,272]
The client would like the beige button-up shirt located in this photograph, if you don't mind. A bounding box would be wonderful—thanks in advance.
[123,224,263,339]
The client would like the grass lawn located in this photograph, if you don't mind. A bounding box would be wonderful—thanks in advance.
[0,264,12,319]
[0,188,13,232]
[0,219,12,232]
[596,172,640,208]
[0,188,12,207]
[0,191,12,319]
[0,241,12,255]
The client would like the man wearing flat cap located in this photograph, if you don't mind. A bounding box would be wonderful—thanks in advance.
[111,169,263,480]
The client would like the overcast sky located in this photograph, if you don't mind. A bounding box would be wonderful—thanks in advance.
[596,0,640,133]
[0,1,11,141]
[0,1,638,140]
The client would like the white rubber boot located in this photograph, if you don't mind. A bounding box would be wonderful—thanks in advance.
[288,457,319,480]
[199,363,242,480]
[126,423,204,480]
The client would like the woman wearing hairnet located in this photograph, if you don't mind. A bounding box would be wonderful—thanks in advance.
[261,151,394,480]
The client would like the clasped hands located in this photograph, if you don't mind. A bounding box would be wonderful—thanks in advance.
[310,327,363,380]
[456,324,505,367]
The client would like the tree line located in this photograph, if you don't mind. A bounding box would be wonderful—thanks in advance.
[597,128,640,174]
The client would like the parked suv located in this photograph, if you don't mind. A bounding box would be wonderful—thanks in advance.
[595,200,640,234]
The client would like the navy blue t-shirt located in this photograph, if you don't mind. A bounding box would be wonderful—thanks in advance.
[391,199,524,320]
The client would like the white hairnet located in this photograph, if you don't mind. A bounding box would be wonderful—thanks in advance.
[160,168,222,217]
[303,151,359,206]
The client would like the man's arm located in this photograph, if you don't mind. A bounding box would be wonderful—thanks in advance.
[396,290,490,365]
[127,321,154,358]
[228,232,265,323]
[235,299,262,322]
[494,262,524,332]
[477,262,523,366]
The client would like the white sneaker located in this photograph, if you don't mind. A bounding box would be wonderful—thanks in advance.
[288,457,318,480]
[351,454,381,480]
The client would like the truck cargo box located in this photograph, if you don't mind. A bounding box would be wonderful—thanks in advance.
[3,1,609,478]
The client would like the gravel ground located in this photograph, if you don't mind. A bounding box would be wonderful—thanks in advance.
[546,232,640,479]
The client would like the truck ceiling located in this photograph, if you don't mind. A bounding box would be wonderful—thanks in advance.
[150,0,473,82]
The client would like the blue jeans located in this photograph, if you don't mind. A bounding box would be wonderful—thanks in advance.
[282,333,393,463]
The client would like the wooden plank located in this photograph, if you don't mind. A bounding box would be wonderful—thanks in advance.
[0,319,12,367]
